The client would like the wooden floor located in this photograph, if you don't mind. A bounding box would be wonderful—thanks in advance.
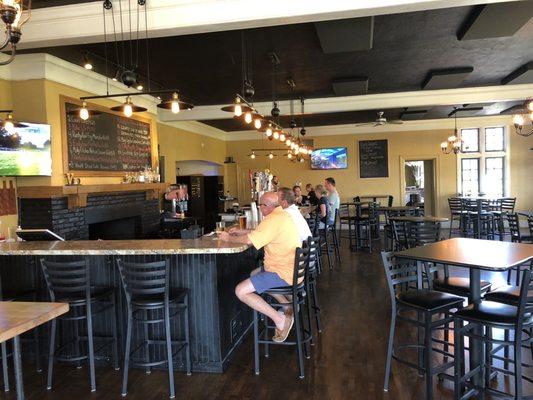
[0,238,530,400]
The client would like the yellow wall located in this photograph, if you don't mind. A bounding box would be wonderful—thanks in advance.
[226,125,533,218]
[157,123,226,184]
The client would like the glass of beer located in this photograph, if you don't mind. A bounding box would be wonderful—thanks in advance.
[238,215,247,230]
[215,221,225,233]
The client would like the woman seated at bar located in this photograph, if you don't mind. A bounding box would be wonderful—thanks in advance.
[306,183,319,206]
[315,184,332,228]
[218,192,300,343]
[293,185,308,206]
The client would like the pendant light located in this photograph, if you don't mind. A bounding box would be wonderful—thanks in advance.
[279,132,286,142]
[0,110,27,133]
[157,92,194,113]
[67,101,102,120]
[110,96,147,117]
[268,151,275,159]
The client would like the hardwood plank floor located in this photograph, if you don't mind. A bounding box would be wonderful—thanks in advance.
[0,238,529,399]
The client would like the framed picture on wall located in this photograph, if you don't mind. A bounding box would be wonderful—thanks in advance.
[358,139,388,178]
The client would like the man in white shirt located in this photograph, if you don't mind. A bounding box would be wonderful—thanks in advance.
[278,187,312,243]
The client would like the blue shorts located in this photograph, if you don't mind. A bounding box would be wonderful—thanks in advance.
[250,269,290,294]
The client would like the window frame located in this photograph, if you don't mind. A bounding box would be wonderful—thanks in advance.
[460,128,480,153]
[484,156,505,198]
[484,126,506,153]
[460,157,480,196]
[456,125,509,197]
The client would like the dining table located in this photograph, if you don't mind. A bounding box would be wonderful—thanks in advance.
[0,301,69,399]
[395,238,533,397]
[389,216,449,223]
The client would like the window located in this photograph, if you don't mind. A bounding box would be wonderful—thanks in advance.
[485,127,505,152]
[485,157,504,197]
[458,127,508,197]
[461,128,479,152]
[461,158,479,195]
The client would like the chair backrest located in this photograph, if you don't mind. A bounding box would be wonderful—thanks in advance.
[381,251,420,301]
[387,195,394,207]
[500,197,516,213]
[515,269,533,329]
[304,236,320,276]
[307,216,318,237]
[339,203,351,218]
[292,247,309,290]
[391,220,409,250]
[507,213,521,242]
[407,222,441,246]
[116,259,170,303]
[528,216,533,238]
[448,197,463,213]
[40,258,90,301]
[353,196,361,203]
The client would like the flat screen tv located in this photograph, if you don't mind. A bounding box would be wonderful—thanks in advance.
[310,147,348,170]
[0,122,51,176]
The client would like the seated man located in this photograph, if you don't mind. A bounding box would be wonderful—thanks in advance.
[278,187,312,243]
[218,192,300,342]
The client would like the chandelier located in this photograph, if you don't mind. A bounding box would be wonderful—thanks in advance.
[0,0,31,65]
[440,108,463,154]
[511,99,533,137]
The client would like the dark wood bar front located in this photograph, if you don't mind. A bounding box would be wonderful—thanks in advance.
[0,239,255,373]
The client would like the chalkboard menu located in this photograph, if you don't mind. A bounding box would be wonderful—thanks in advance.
[63,101,152,174]
[359,139,388,178]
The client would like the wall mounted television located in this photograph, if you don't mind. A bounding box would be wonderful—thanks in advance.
[310,147,348,170]
[0,122,52,176]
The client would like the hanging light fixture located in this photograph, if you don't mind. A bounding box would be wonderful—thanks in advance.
[273,130,280,140]
[440,108,463,154]
[0,0,31,66]
[157,92,194,113]
[0,110,27,133]
[83,52,93,70]
[110,96,147,117]
[287,151,293,160]
[244,111,253,124]
[285,136,292,146]
[253,116,262,130]
[66,101,102,120]
[268,151,275,159]
[248,151,256,159]
[511,99,533,137]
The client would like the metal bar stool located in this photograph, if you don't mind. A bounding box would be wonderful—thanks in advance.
[116,258,191,398]
[316,211,333,271]
[40,258,119,393]
[453,269,533,399]
[382,251,463,399]
[253,247,313,379]
[304,237,322,337]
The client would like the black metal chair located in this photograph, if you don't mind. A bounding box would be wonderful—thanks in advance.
[354,202,379,252]
[453,268,533,399]
[448,198,467,238]
[529,216,533,238]
[330,209,341,263]
[116,258,191,398]
[508,213,533,244]
[381,251,463,399]
[316,210,333,270]
[303,237,322,337]
[338,203,356,248]
[40,258,119,393]
[253,247,312,379]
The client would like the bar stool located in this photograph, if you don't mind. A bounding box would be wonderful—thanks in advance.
[304,237,322,337]
[354,202,378,252]
[453,269,533,399]
[116,258,191,398]
[381,251,463,399]
[40,258,119,392]
[306,217,322,275]
[448,198,466,238]
[508,213,533,243]
[253,247,312,379]
[330,209,341,263]
[315,211,333,270]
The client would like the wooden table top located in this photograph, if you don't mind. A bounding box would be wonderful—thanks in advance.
[389,216,449,223]
[356,195,391,199]
[0,302,69,343]
[517,211,533,217]
[395,238,533,271]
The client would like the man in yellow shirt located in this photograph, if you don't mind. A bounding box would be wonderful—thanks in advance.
[218,192,300,342]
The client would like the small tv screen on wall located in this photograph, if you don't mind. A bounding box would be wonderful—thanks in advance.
[310,147,348,170]
[0,122,52,176]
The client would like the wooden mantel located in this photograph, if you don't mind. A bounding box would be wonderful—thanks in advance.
[17,183,168,209]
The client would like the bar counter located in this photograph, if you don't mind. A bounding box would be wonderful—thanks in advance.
[0,238,256,373]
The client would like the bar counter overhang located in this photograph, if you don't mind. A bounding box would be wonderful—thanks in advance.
[0,238,256,373]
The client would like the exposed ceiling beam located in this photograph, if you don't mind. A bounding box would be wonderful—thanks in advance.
[19,0,518,49]
[157,83,533,122]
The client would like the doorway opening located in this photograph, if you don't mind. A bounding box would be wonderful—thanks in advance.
[404,160,436,216]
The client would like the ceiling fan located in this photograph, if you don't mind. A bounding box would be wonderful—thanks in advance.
[355,111,404,127]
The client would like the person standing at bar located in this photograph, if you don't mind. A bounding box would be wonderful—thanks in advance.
[315,184,331,228]
[306,183,319,206]
[325,177,340,221]
[218,192,300,342]
[279,187,312,243]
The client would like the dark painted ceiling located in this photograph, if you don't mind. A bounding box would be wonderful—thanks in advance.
[22,2,533,130]
[32,0,96,8]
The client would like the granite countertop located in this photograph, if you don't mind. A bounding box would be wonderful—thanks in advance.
[0,237,250,256]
